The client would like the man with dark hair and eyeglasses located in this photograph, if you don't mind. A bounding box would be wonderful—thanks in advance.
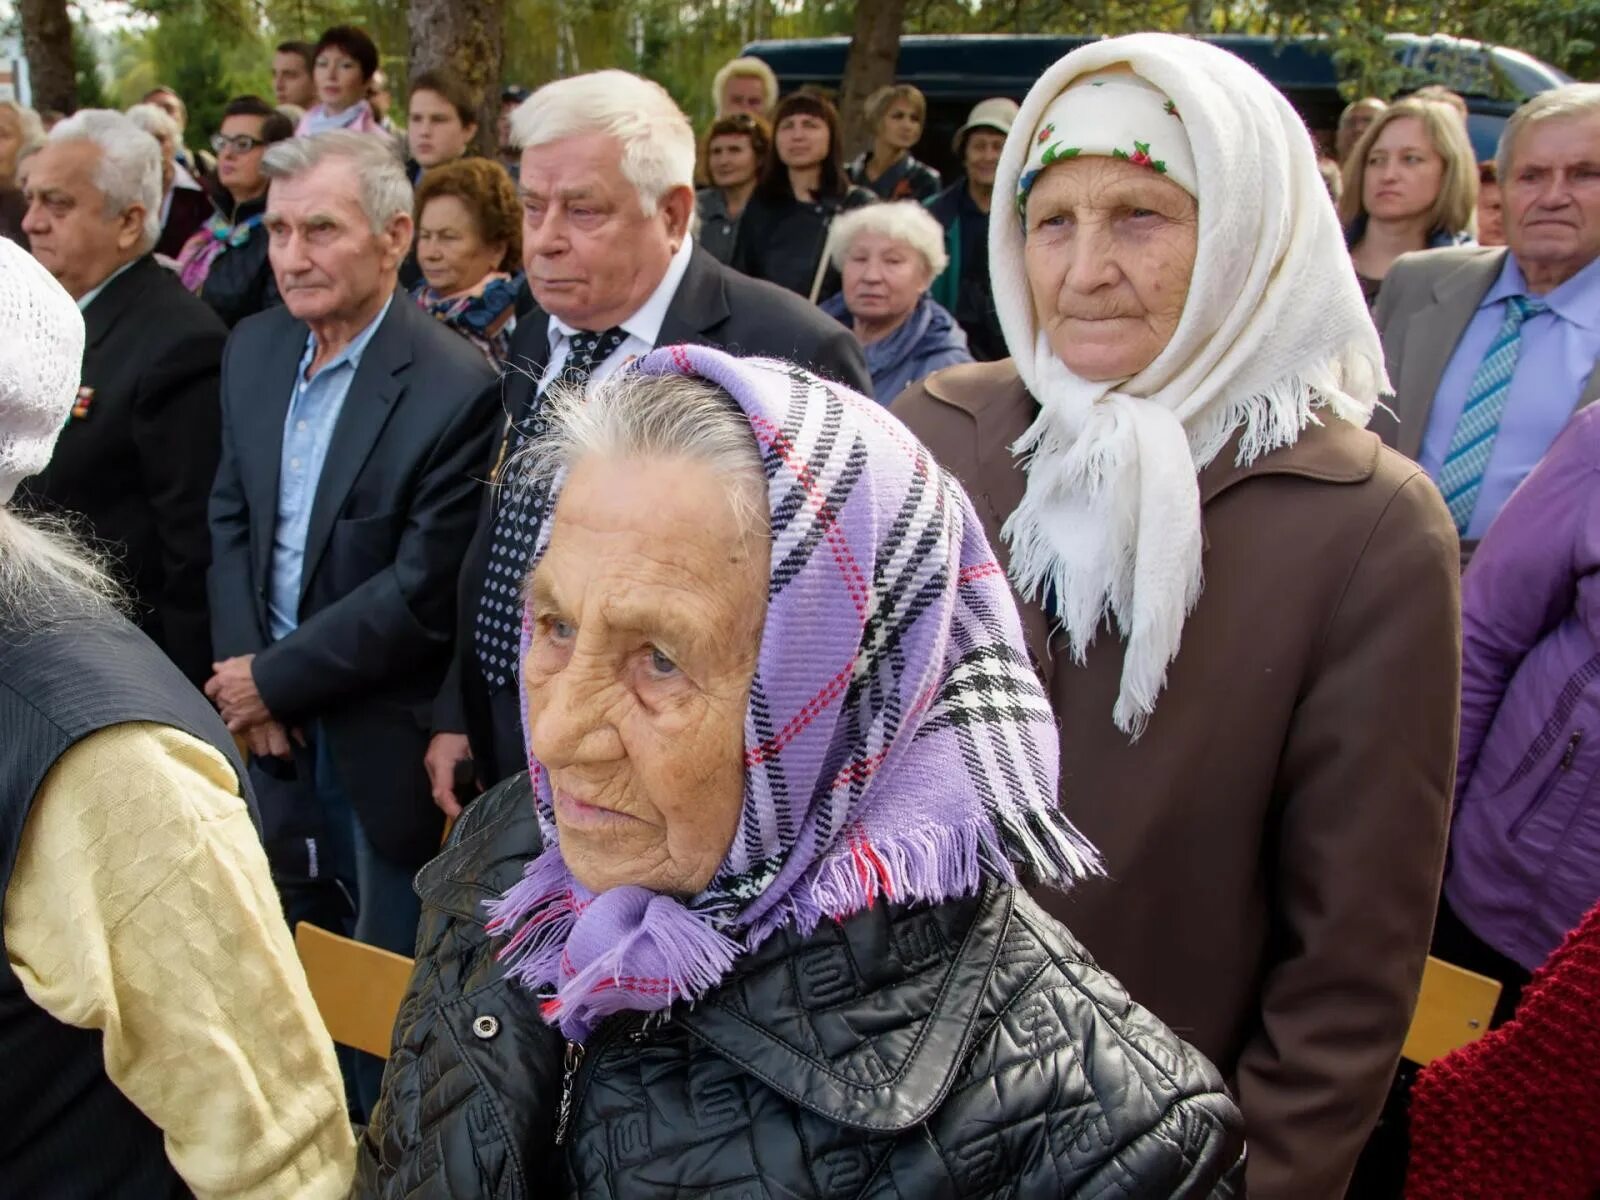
[174,95,296,327]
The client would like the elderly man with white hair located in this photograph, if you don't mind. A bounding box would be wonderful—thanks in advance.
[713,54,778,118]
[427,69,871,809]
[821,200,972,404]
[205,129,499,1118]
[125,100,211,258]
[17,108,227,688]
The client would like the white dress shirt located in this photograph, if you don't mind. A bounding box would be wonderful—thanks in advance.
[538,234,695,393]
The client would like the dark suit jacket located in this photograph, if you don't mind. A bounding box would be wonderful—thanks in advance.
[155,185,213,260]
[18,255,225,686]
[209,291,499,865]
[434,245,872,780]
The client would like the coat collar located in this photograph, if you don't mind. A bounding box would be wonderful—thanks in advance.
[1390,247,1506,458]
[920,359,1380,508]
[81,255,162,351]
[420,771,1012,1135]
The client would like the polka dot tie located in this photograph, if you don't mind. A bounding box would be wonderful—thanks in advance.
[473,327,629,689]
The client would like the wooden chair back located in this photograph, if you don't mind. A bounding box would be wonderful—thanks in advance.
[295,921,414,1060]
[1401,955,1503,1066]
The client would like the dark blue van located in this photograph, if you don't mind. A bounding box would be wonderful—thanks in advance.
[744,32,1571,172]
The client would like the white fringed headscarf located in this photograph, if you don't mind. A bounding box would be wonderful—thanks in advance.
[991,33,1387,736]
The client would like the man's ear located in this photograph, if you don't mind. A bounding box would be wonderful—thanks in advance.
[117,204,148,253]
[660,184,695,249]
[386,210,415,267]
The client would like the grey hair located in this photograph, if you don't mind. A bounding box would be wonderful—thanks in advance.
[828,199,950,279]
[48,110,162,254]
[261,130,413,233]
[0,506,124,631]
[509,371,769,544]
[1498,83,1600,184]
[510,71,696,214]
[0,100,46,163]
[123,102,180,154]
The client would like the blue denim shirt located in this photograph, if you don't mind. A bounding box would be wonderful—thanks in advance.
[267,295,393,641]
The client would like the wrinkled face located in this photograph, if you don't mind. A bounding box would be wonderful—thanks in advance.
[879,101,923,152]
[526,455,768,897]
[1361,116,1445,222]
[842,231,931,325]
[1023,155,1199,382]
[1477,180,1505,247]
[215,114,270,197]
[265,159,410,323]
[707,133,759,189]
[0,108,22,183]
[519,132,686,330]
[273,51,315,107]
[1504,116,1600,277]
[964,129,1006,189]
[775,112,829,171]
[417,193,504,296]
[722,75,768,117]
[408,89,475,169]
[21,140,147,299]
[314,46,368,112]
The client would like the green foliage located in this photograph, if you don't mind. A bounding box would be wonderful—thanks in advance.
[73,21,111,110]
[99,0,1597,149]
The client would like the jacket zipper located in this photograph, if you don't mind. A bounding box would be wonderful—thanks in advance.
[554,1015,648,1146]
[1510,731,1583,840]
[554,1041,584,1146]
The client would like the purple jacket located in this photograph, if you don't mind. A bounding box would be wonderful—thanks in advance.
[1446,404,1600,970]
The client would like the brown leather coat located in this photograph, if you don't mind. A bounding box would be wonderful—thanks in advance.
[894,360,1461,1200]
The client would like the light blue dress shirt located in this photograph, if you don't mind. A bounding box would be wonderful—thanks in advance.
[1418,254,1600,539]
[267,295,393,641]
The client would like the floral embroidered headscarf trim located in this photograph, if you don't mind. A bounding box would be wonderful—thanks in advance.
[1016,71,1197,214]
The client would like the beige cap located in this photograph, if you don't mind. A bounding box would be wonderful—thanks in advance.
[952,97,1020,153]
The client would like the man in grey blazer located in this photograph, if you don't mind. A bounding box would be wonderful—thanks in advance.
[425,70,873,810]
[205,131,497,1113]
[1374,84,1600,550]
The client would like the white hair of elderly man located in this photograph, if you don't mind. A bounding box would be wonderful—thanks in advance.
[45,110,164,254]
[509,69,696,214]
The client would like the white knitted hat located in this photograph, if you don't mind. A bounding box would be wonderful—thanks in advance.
[0,237,86,504]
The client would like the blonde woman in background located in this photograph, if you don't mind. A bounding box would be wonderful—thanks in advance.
[0,99,44,244]
[1342,97,1478,306]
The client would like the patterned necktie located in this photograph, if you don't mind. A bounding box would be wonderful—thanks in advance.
[1437,294,1549,535]
[474,326,628,689]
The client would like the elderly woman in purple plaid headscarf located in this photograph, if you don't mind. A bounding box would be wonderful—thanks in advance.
[355,345,1244,1198]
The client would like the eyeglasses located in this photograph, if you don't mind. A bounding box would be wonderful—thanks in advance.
[211,133,267,155]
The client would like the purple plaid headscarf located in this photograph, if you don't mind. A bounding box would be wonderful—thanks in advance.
[485,345,1100,1042]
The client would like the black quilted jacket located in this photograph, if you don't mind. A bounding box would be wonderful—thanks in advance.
[355,775,1246,1198]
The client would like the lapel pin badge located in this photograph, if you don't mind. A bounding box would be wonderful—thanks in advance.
[71,386,95,421]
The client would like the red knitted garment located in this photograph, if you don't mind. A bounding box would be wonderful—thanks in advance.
[1406,901,1600,1200]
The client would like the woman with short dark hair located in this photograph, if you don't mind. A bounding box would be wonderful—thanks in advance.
[296,25,386,137]
[730,90,874,302]
[847,83,941,201]
[411,157,524,365]
[695,112,769,265]
[177,95,295,327]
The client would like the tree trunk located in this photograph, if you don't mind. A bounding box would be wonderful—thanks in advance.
[408,0,506,158]
[19,0,75,115]
[837,0,908,162]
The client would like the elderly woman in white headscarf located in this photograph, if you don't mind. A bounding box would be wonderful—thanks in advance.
[896,33,1462,1200]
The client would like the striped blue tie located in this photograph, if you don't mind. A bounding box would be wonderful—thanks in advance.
[1437,294,1548,534]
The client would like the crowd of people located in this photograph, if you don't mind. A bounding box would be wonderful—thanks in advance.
[0,19,1598,1199]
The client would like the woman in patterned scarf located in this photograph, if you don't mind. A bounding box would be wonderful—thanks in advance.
[355,346,1243,1198]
